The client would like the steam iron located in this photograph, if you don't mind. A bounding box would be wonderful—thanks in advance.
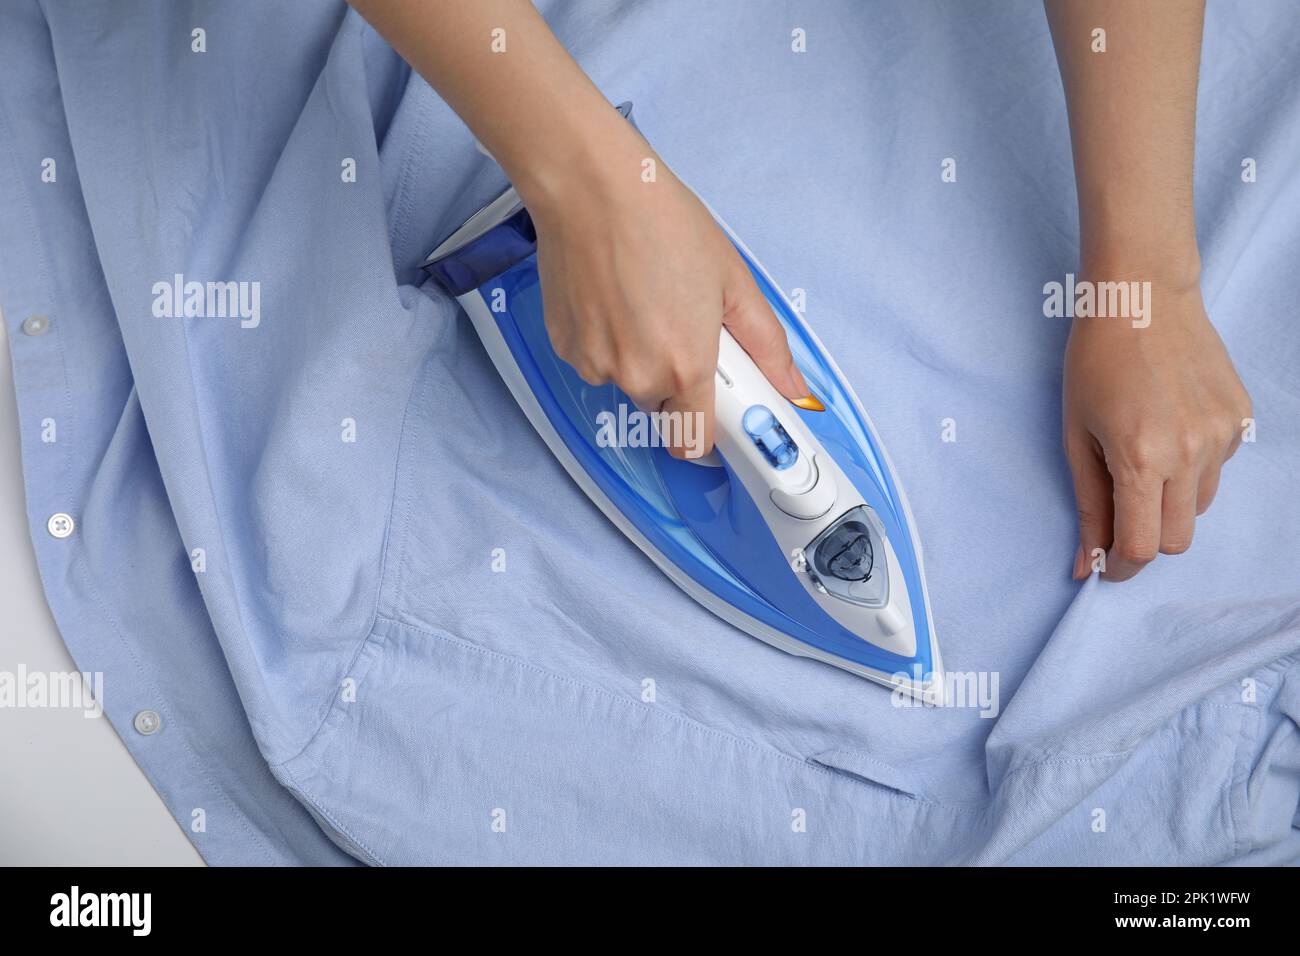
[423,107,943,702]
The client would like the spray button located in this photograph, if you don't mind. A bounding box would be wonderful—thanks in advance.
[742,405,799,470]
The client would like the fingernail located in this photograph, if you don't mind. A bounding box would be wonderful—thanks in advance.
[791,393,825,412]
[1071,545,1086,580]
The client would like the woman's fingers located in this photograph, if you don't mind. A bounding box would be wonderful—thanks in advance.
[1159,475,1198,555]
[1067,436,1114,579]
[661,373,715,461]
[1106,476,1163,581]
[1075,433,1237,581]
[1196,464,1221,515]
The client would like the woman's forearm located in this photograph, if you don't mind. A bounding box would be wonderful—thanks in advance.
[344,0,808,458]
[1044,0,1205,290]
[347,0,645,211]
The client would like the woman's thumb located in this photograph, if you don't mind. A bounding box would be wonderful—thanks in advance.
[722,259,809,399]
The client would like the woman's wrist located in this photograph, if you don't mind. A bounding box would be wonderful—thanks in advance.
[1075,188,1202,294]
[1079,231,1203,297]
[501,101,654,224]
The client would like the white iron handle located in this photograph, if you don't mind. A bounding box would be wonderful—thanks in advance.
[709,329,838,520]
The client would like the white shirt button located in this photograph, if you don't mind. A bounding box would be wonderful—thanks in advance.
[47,513,75,538]
[133,710,162,735]
[21,314,50,336]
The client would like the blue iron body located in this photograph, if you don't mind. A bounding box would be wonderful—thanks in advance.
[424,107,942,699]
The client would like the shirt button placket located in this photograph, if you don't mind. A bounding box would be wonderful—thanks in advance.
[29,315,75,541]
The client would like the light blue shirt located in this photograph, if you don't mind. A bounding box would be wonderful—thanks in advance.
[2,0,1297,865]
